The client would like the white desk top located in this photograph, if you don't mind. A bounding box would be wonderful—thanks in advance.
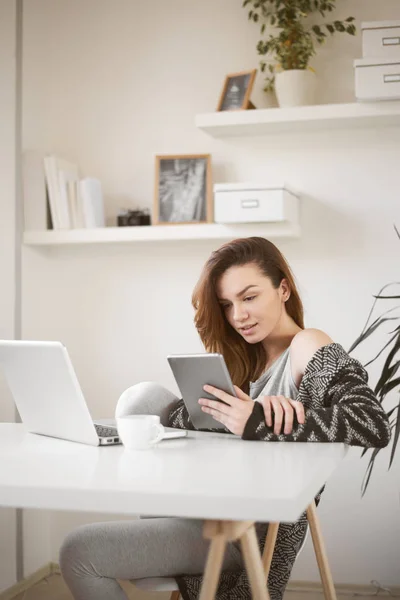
[0,424,347,522]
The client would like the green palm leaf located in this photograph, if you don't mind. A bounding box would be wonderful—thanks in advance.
[375,336,400,397]
[350,226,400,494]
[364,329,399,368]
[348,313,399,353]
[361,447,381,496]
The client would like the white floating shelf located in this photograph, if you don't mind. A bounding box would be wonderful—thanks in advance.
[195,100,400,137]
[23,222,300,247]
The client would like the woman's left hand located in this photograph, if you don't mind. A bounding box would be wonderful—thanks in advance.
[198,385,254,436]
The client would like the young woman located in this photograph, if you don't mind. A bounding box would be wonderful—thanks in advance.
[60,237,390,600]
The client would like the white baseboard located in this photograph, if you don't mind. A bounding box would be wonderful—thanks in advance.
[1,563,399,599]
[286,580,400,596]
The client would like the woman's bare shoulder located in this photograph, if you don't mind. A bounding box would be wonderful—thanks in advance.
[290,328,334,382]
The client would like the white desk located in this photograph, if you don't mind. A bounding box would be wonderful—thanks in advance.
[0,424,347,599]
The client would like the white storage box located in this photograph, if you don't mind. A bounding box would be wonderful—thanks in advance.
[354,57,400,101]
[213,183,299,225]
[362,21,400,59]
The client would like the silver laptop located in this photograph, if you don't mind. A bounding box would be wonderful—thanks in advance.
[0,340,187,446]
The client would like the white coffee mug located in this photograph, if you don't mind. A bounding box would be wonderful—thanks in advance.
[116,415,165,450]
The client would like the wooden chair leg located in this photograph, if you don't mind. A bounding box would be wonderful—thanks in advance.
[240,525,270,600]
[307,501,337,600]
[169,592,181,600]
[262,522,279,579]
[198,532,227,600]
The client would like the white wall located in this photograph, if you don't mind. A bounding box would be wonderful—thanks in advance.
[0,0,18,590]
[21,0,400,587]
[0,0,51,584]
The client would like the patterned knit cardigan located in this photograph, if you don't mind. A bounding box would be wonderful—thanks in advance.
[168,343,391,600]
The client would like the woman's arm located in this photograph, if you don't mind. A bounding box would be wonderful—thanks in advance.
[243,336,391,449]
[167,399,196,430]
[167,399,230,434]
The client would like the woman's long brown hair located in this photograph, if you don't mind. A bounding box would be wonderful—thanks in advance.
[192,237,304,391]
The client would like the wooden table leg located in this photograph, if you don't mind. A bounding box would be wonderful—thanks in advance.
[262,522,279,579]
[307,502,337,600]
[199,522,226,600]
[200,520,269,600]
[199,503,335,600]
[240,525,270,600]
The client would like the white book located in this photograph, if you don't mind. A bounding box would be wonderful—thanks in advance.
[23,150,51,231]
[59,170,84,228]
[67,178,83,228]
[79,178,105,228]
[57,170,72,229]
[44,155,80,229]
[43,155,61,229]
[55,157,80,229]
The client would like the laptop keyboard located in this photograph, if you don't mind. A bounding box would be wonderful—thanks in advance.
[94,423,118,438]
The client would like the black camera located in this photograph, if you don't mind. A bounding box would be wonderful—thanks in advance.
[117,209,151,227]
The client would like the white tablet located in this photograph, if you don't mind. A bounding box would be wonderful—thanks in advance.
[167,353,237,430]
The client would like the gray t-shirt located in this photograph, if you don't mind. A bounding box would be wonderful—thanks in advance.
[249,347,299,401]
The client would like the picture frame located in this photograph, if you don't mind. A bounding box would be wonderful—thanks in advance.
[216,69,257,112]
[153,154,212,225]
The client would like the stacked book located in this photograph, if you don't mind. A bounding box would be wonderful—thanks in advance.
[23,150,106,231]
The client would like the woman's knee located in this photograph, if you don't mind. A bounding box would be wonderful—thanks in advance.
[115,381,179,425]
[59,525,96,579]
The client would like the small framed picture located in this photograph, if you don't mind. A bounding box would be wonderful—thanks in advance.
[217,69,257,111]
[153,154,212,225]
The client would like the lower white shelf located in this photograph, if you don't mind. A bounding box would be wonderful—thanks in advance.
[23,222,300,246]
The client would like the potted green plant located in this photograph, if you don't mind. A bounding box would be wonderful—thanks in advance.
[349,226,399,495]
[243,0,356,107]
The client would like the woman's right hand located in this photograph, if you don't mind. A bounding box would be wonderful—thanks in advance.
[258,395,305,435]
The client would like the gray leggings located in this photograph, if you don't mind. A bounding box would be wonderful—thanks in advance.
[59,382,243,600]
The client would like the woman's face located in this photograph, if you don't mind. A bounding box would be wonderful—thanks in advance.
[216,263,289,344]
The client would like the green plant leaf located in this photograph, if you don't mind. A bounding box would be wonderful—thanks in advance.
[376,359,400,397]
[386,405,399,419]
[381,377,400,397]
[375,337,400,396]
[348,315,399,353]
[348,282,400,353]
[361,448,381,496]
[364,329,399,368]
[245,0,356,77]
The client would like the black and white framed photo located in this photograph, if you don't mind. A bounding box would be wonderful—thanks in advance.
[153,154,212,225]
[217,69,257,111]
